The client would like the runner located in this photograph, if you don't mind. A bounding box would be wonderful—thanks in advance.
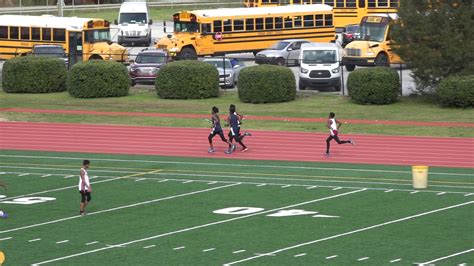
[226,104,251,154]
[208,106,234,153]
[79,160,92,216]
[0,181,7,218]
[325,112,354,156]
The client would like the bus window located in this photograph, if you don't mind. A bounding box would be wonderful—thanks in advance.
[304,15,314,27]
[32,27,41,40]
[284,17,293,29]
[42,28,51,41]
[265,17,274,30]
[275,17,283,29]
[201,23,211,34]
[213,20,222,32]
[10,27,19,39]
[245,18,254,31]
[390,0,398,7]
[256,18,264,30]
[234,19,244,31]
[302,0,311,4]
[293,0,301,4]
[224,19,232,32]
[53,28,66,42]
[0,26,7,39]
[294,16,302,28]
[175,21,199,32]
[359,0,365,7]
[336,0,345,7]
[85,29,110,43]
[347,0,357,7]
[325,14,333,26]
[21,27,30,40]
[313,0,323,3]
[368,0,376,7]
[325,0,335,6]
[316,15,324,27]
[378,0,388,7]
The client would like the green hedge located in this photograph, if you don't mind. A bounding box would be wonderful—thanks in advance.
[437,75,474,108]
[238,65,296,103]
[155,60,219,99]
[2,56,67,93]
[67,60,129,98]
[347,67,400,105]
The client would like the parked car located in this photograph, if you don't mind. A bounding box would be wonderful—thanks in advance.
[129,48,168,86]
[202,58,245,88]
[341,24,359,48]
[31,44,68,67]
[255,39,309,66]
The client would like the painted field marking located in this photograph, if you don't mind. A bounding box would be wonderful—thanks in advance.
[64,175,74,179]
[0,183,240,234]
[208,182,217,185]
[233,250,246,254]
[28,238,41,242]
[0,172,5,175]
[437,192,446,196]
[390,258,401,263]
[384,189,394,193]
[41,174,51,177]
[18,173,30,176]
[417,248,474,265]
[134,178,146,182]
[203,248,215,252]
[182,181,193,184]
[465,193,473,197]
[85,241,98,246]
[143,245,155,249]
[223,201,474,265]
[332,187,342,191]
[307,186,317,189]
[281,185,291,188]
[410,191,419,194]
[294,253,306,257]
[326,255,338,259]
[173,246,185,250]
[56,240,69,244]
[31,189,365,265]
[158,179,168,183]
[257,184,266,187]
[358,257,369,261]
[0,237,12,241]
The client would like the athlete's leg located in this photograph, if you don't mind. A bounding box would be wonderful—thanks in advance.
[334,135,351,145]
[208,132,217,150]
[326,135,334,154]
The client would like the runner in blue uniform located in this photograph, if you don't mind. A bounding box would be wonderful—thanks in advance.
[208,106,234,153]
[226,104,251,154]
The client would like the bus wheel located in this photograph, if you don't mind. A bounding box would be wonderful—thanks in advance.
[345,64,355,71]
[179,47,197,60]
[375,53,390,67]
[89,55,103,60]
[276,57,286,66]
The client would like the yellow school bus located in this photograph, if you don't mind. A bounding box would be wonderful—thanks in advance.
[243,0,399,29]
[156,5,336,58]
[0,15,128,64]
[342,14,401,71]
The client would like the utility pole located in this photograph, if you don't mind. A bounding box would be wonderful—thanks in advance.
[57,0,65,17]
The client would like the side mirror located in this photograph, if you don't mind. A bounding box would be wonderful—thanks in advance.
[149,19,153,25]
[114,19,118,25]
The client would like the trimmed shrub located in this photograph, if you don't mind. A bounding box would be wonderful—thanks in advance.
[67,60,129,98]
[437,75,474,108]
[238,65,296,103]
[347,67,400,105]
[2,56,67,93]
[155,60,219,99]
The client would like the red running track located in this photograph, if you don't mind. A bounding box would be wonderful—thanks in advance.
[1,122,473,168]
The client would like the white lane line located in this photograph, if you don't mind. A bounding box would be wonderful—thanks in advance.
[223,201,474,265]
[0,172,5,175]
[390,258,401,263]
[85,241,99,246]
[19,173,30,176]
[41,174,51,177]
[0,183,240,234]
[358,257,369,261]
[465,193,473,197]
[64,175,74,179]
[326,255,338,259]
[158,179,168,183]
[0,237,12,241]
[56,240,69,244]
[307,186,317,189]
[410,191,419,194]
[208,182,217,185]
[143,245,155,249]
[173,246,185,250]
[182,181,193,184]
[233,250,246,254]
[256,184,266,187]
[134,178,146,182]
[31,189,366,265]
[417,248,474,265]
[294,253,306,257]
[384,189,394,193]
[281,185,291,188]
[203,248,215,252]
[332,187,342,190]
[28,238,41,242]
[437,192,446,196]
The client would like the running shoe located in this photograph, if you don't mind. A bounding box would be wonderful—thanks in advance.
[0,211,8,218]
[208,148,215,153]
[232,144,237,152]
[241,148,249,152]
[225,149,233,154]
[244,132,252,136]
[324,152,330,157]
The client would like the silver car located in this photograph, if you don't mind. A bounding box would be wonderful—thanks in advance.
[202,58,245,88]
[255,39,309,66]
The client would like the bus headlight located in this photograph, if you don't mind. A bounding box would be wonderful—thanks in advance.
[331,67,340,73]
[300,68,309,74]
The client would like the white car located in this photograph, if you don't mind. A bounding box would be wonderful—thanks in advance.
[255,39,309,66]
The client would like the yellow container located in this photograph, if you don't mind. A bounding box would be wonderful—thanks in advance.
[412,166,429,189]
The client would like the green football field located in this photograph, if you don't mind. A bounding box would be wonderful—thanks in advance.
[0,150,473,265]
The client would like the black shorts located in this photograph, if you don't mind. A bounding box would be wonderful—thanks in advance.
[80,190,92,203]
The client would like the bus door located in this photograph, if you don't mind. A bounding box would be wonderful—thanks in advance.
[197,23,214,55]
[68,31,83,66]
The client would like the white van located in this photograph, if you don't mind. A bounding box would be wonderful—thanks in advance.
[115,1,152,46]
[298,42,343,91]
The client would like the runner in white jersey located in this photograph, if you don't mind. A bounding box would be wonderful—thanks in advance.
[79,160,92,216]
[325,112,354,156]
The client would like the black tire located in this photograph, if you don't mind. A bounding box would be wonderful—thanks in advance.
[299,80,306,90]
[276,57,286,66]
[335,85,341,92]
[375,53,390,67]
[131,80,136,87]
[178,47,197,60]
[345,64,355,71]
[89,55,103,60]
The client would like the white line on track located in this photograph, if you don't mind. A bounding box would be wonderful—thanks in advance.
[294,253,306,257]
[358,257,370,261]
[143,245,155,249]
[384,189,394,193]
[390,258,401,263]
[257,184,266,187]
[158,179,168,183]
[41,174,51,177]
[182,181,193,184]
[207,182,217,185]
[0,172,5,175]
[203,248,215,252]
[437,192,447,196]
[64,175,74,179]
[307,186,317,189]
[0,183,240,234]
[410,191,419,194]
[0,237,12,241]
[85,241,99,246]
[281,185,291,188]
[1,154,471,176]
[223,201,474,265]
[28,238,41,242]
[332,187,342,190]
[173,246,185,250]
[465,193,473,196]
[18,173,30,176]
[56,240,69,244]
[417,248,474,265]
[326,255,338,259]
[31,189,365,265]
[233,250,246,254]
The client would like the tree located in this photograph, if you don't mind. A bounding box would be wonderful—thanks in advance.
[392,0,474,91]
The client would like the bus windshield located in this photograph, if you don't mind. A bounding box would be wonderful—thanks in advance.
[85,29,111,43]
[356,23,388,42]
[174,21,199,33]
[302,50,336,64]
[119,13,147,24]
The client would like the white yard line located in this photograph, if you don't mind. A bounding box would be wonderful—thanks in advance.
[294,253,306,257]
[417,248,474,265]
[223,201,474,265]
[257,184,266,187]
[85,241,99,246]
[143,245,155,249]
[326,255,338,259]
[410,191,419,194]
[203,248,215,252]
[281,185,291,188]
[358,257,370,261]
[134,178,146,182]
[28,238,41,242]
[41,174,51,177]
[18,173,30,176]
[31,189,365,265]
[0,183,239,234]
[173,246,185,250]
[384,189,394,193]
[233,250,246,254]
[0,237,12,241]
[390,258,402,263]
[64,175,75,179]
[56,240,69,244]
